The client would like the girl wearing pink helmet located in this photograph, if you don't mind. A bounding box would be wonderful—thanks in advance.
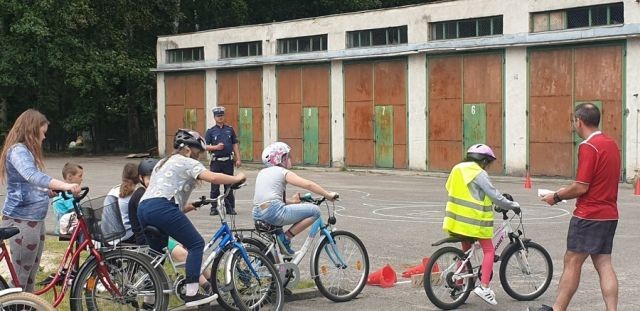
[443,144,521,306]
[253,142,338,256]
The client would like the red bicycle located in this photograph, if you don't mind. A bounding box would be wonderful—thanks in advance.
[0,187,169,310]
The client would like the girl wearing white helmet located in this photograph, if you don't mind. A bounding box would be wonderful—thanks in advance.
[254,142,338,256]
[138,129,246,307]
[443,143,521,306]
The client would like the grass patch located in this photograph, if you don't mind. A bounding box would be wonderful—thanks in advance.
[34,236,77,311]
[295,279,316,290]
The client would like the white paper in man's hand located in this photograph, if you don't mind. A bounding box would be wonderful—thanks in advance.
[538,188,566,203]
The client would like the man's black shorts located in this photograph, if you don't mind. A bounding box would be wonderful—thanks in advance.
[567,216,617,254]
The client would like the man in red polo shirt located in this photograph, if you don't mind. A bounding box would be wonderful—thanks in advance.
[530,103,620,311]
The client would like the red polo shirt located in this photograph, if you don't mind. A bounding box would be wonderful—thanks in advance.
[574,132,620,220]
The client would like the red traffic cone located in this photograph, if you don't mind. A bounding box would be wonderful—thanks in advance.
[524,171,532,189]
[635,177,640,196]
[367,264,397,288]
[402,257,431,278]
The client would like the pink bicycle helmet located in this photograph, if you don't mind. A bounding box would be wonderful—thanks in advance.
[262,142,291,167]
[466,144,496,162]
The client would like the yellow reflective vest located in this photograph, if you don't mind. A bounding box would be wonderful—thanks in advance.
[442,162,494,239]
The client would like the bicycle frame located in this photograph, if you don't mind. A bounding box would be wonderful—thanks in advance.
[450,212,526,284]
[263,199,349,271]
[0,189,122,307]
[150,184,260,295]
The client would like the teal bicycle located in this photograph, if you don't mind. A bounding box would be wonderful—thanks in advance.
[237,194,369,302]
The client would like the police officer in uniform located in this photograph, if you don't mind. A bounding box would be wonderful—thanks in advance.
[205,107,241,215]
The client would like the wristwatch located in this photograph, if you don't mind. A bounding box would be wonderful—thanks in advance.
[553,192,562,204]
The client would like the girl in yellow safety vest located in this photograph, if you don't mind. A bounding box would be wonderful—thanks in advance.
[443,144,521,306]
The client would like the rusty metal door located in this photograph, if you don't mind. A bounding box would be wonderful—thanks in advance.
[277,66,302,164]
[165,72,205,152]
[529,45,622,177]
[374,105,394,168]
[574,45,623,179]
[344,63,374,167]
[529,49,573,176]
[345,60,406,168]
[276,65,330,166]
[303,107,319,165]
[238,108,253,161]
[428,54,503,172]
[217,68,263,162]
[463,103,486,152]
[428,57,463,171]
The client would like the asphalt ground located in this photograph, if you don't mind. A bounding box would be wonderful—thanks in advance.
[6,155,639,311]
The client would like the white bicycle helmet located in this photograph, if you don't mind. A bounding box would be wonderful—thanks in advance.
[262,142,291,167]
[174,128,206,151]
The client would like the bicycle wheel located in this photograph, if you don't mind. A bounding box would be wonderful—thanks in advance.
[229,246,284,311]
[499,240,553,301]
[423,246,473,310]
[211,248,239,311]
[70,249,169,311]
[240,237,275,263]
[0,291,54,310]
[312,230,369,302]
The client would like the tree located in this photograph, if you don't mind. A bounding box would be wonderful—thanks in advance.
[0,0,180,152]
[0,0,440,151]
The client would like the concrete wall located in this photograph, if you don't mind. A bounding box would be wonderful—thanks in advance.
[504,47,528,175]
[625,38,640,182]
[156,0,640,177]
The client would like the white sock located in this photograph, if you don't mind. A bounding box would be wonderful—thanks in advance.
[186,282,199,296]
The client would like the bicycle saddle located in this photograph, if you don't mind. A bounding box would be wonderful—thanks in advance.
[254,220,282,233]
[0,227,19,240]
[143,225,165,238]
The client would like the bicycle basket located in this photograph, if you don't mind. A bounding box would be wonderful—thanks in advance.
[80,196,126,244]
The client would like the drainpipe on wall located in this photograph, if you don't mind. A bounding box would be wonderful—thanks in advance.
[636,94,640,186]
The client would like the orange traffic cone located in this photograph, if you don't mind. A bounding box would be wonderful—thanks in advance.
[635,177,640,196]
[367,264,397,288]
[524,171,532,189]
[402,257,431,278]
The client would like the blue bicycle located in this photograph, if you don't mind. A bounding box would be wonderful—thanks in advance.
[237,194,369,302]
[144,183,284,311]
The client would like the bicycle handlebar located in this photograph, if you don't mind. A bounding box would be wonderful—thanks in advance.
[300,192,339,205]
[192,196,216,208]
[54,187,89,202]
[192,182,246,210]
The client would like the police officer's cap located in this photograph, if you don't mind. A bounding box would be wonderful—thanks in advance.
[212,107,225,116]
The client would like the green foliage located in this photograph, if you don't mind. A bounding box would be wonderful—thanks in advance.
[0,0,436,152]
[0,0,178,152]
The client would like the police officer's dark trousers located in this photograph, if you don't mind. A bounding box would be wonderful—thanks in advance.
[210,160,235,212]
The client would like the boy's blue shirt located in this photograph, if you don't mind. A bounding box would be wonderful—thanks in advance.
[52,193,75,214]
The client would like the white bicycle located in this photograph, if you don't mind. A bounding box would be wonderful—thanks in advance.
[424,194,553,310]
[0,288,54,310]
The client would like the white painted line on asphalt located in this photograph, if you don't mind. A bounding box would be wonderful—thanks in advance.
[331,189,573,224]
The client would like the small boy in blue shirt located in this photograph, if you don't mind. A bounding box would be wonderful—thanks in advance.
[53,163,83,235]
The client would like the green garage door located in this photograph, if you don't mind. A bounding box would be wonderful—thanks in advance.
[463,103,486,153]
[238,108,253,161]
[374,105,393,168]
